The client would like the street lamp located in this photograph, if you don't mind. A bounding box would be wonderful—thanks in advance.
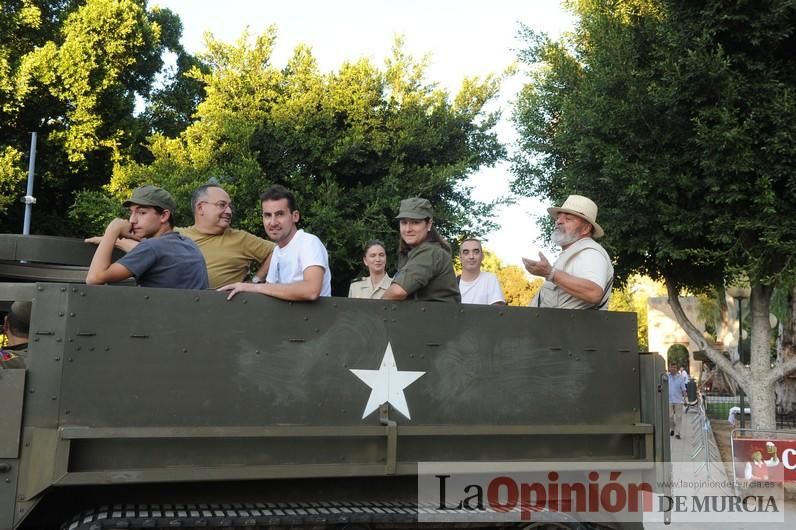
[726,285,751,428]
[726,285,751,363]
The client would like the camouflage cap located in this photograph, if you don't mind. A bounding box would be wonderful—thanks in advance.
[395,197,433,219]
[123,185,177,214]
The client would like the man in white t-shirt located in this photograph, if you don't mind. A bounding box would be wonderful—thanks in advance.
[219,185,331,301]
[523,195,613,310]
[458,239,505,305]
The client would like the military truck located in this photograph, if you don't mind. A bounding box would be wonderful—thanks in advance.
[0,234,670,529]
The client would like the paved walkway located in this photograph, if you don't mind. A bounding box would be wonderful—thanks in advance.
[644,406,792,529]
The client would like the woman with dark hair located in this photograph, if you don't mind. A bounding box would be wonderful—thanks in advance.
[383,198,460,302]
[348,240,392,299]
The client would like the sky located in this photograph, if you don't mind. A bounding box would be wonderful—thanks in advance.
[154,0,576,266]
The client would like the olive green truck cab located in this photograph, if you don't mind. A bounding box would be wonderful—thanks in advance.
[0,234,670,529]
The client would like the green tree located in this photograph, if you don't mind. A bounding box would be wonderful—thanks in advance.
[512,0,796,428]
[97,29,506,295]
[498,266,542,307]
[666,344,689,369]
[608,275,666,352]
[0,0,196,234]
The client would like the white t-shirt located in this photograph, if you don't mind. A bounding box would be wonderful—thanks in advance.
[266,229,332,296]
[459,271,505,305]
[565,248,612,291]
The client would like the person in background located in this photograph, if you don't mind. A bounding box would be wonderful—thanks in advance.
[458,238,505,305]
[383,198,460,303]
[348,240,392,299]
[1,301,31,369]
[668,361,687,439]
[85,185,208,289]
[744,447,769,481]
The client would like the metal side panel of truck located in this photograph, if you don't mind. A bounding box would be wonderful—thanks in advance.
[0,235,670,529]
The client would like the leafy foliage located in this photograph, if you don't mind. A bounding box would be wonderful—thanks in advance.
[512,0,796,426]
[96,30,506,294]
[512,0,796,291]
[0,0,201,234]
[498,266,542,307]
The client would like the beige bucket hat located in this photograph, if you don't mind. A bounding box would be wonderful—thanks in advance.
[547,195,604,238]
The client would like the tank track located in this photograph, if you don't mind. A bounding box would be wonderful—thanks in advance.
[62,501,425,529]
[61,502,607,530]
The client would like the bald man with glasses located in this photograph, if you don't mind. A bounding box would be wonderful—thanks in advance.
[176,184,275,288]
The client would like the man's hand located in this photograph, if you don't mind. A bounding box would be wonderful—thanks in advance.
[218,282,259,300]
[105,218,137,240]
[85,235,140,252]
[86,219,140,250]
[522,252,553,279]
[85,218,137,285]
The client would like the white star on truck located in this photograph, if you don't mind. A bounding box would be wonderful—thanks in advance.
[350,342,425,419]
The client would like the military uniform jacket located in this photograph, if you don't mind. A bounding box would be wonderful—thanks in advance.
[348,275,393,299]
[394,241,461,303]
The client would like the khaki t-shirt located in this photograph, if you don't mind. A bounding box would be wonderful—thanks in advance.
[176,227,274,288]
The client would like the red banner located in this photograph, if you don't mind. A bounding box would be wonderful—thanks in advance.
[731,435,796,482]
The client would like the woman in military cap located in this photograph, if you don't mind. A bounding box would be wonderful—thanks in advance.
[348,240,392,299]
[382,198,461,302]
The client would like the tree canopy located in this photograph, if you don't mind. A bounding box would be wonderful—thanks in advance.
[0,0,198,234]
[513,0,796,428]
[94,30,505,294]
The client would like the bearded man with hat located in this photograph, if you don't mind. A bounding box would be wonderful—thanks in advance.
[523,195,613,310]
[86,185,208,289]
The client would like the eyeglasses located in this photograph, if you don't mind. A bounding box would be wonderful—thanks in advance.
[199,200,233,211]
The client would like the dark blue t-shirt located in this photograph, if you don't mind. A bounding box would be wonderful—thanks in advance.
[118,232,208,289]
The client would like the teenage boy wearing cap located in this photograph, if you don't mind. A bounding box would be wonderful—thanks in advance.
[383,197,460,303]
[523,195,613,310]
[1,301,31,369]
[85,185,209,289]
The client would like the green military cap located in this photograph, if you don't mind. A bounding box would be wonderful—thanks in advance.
[123,185,177,214]
[395,197,433,219]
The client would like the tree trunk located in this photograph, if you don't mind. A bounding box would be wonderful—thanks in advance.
[748,284,775,430]
[665,279,796,431]
[665,279,747,385]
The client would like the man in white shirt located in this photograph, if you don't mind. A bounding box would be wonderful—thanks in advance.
[219,185,331,301]
[523,195,613,310]
[458,239,505,305]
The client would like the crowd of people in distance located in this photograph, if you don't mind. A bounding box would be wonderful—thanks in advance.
[81,182,614,310]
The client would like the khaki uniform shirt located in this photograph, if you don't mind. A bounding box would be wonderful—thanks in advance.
[177,226,274,289]
[348,275,393,299]
[394,242,461,303]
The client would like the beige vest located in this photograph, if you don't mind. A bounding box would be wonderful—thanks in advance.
[533,238,613,310]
